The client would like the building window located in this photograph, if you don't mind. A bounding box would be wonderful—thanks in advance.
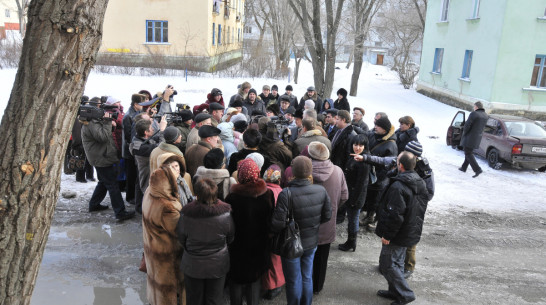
[5,9,10,17]
[432,48,444,73]
[244,26,252,34]
[212,23,216,46]
[218,24,222,45]
[375,41,382,47]
[471,0,480,18]
[531,55,546,88]
[146,20,168,43]
[461,50,473,79]
[213,0,221,14]
[227,26,230,44]
[440,0,450,21]
[232,28,235,44]
[238,28,240,42]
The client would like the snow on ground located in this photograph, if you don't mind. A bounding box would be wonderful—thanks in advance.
[1,61,545,213]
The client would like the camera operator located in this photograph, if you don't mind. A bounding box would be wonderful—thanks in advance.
[80,100,135,221]
[171,110,194,153]
[122,94,145,205]
[158,85,176,115]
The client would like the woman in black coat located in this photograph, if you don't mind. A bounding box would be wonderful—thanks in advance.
[225,159,275,305]
[176,178,234,305]
[333,88,350,112]
[339,134,370,252]
[395,116,419,154]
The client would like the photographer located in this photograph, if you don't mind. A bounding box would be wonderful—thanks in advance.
[257,117,293,170]
[122,94,145,205]
[80,101,135,221]
[171,110,193,153]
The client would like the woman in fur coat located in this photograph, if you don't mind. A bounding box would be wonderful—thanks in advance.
[142,164,184,305]
[225,159,275,305]
[333,88,350,112]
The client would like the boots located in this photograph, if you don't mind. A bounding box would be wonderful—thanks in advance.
[359,211,375,227]
[338,233,357,252]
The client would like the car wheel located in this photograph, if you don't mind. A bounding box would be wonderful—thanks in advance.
[487,148,500,169]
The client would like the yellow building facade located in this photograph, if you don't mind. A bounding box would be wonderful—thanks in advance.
[98,0,245,72]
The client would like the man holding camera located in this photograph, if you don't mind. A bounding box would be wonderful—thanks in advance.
[81,105,135,221]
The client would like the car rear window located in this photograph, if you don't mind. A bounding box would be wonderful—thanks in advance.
[505,121,546,137]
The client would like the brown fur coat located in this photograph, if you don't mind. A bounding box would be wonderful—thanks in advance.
[142,166,183,305]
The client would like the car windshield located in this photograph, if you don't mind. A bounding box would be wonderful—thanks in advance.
[505,121,546,137]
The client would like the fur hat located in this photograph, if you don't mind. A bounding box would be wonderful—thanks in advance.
[405,141,423,157]
[307,141,330,161]
[286,85,293,91]
[292,156,313,179]
[294,108,304,119]
[163,126,181,144]
[203,148,225,169]
[231,99,243,108]
[234,120,248,133]
[375,116,392,132]
[237,159,260,183]
[263,164,282,184]
[180,110,194,122]
[245,152,265,170]
[266,104,280,116]
[337,88,348,98]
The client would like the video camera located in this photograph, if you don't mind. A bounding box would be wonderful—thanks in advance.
[153,103,191,124]
[269,115,291,136]
[78,96,119,121]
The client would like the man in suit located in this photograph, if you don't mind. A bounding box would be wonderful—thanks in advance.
[459,101,488,178]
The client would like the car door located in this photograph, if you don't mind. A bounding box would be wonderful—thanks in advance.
[446,111,465,147]
[479,117,500,157]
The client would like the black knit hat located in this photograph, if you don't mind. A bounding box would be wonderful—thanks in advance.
[375,116,392,132]
[286,85,293,91]
[405,141,423,157]
[163,126,180,144]
[272,85,278,91]
[249,88,257,95]
[231,99,243,108]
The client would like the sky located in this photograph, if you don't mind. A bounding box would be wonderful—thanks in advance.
[1,60,545,213]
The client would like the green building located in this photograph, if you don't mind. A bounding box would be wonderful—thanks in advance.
[416,0,546,119]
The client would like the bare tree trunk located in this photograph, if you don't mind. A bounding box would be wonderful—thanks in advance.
[0,0,107,304]
[294,57,302,84]
[346,48,354,69]
[350,35,365,96]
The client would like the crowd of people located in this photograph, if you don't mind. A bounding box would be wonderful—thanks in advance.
[73,82,436,305]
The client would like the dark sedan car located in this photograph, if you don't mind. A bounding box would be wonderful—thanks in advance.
[447,111,546,171]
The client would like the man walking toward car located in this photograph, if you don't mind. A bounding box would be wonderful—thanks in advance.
[459,101,488,178]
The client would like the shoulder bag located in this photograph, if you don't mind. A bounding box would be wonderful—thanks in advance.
[271,188,304,259]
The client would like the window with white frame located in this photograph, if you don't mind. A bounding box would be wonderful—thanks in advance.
[440,0,450,21]
[432,48,444,73]
[146,20,168,43]
[5,9,10,17]
[218,24,222,45]
[471,0,480,18]
[461,50,473,79]
[212,23,216,46]
[531,55,546,88]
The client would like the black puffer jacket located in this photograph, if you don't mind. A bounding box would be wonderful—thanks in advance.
[271,179,331,251]
[176,200,234,279]
[368,126,398,183]
[395,126,419,154]
[375,171,429,247]
[344,156,370,210]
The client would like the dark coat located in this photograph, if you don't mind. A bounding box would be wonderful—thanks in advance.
[325,124,338,141]
[333,97,350,112]
[71,119,84,154]
[122,106,141,159]
[298,93,323,113]
[344,155,370,210]
[461,108,488,149]
[81,119,119,168]
[176,200,234,279]
[375,171,429,247]
[173,122,191,153]
[271,179,332,251]
[225,179,275,284]
[258,136,293,169]
[293,129,332,157]
[395,126,419,154]
[352,119,369,134]
[185,141,213,177]
[243,98,266,116]
[368,126,398,182]
[228,148,258,175]
[330,125,357,171]
[130,136,159,191]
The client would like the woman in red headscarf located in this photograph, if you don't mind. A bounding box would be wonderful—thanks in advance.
[224,159,275,305]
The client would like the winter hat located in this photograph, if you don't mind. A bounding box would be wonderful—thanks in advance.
[263,164,282,184]
[237,159,260,183]
[375,116,392,132]
[234,120,248,133]
[307,141,330,161]
[305,100,315,110]
[249,88,257,96]
[230,113,247,124]
[263,85,271,91]
[307,86,316,92]
[195,113,212,124]
[280,95,291,102]
[217,122,235,142]
[294,108,304,119]
[226,107,238,115]
[105,96,120,105]
[245,152,265,171]
[285,106,296,115]
[337,88,348,98]
[272,85,278,91]
[180,110,194,122]
[198,125,221,138]
[286,85,294,91]
[211,88,223,96]
[292,156,313,179]
[209,102,224,111]
[266,104,280,116]
[231,99,243,108]
[163,126,181,144]
[203,148,225,169]
[353,107,365,116]
[241,81,252,90]
[405,141,423,157]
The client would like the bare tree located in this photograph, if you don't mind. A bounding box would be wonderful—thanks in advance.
[288,0,346,98]
[13,0,30,36]
[264,0,297,70]
[247,0,268,50]
[346,0,384,96]
[0,0,108,304]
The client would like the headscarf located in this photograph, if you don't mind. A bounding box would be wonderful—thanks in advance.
[217,122,235,142]
[263,164,281,184]
[245,152,264,170]
[237,159,260,184]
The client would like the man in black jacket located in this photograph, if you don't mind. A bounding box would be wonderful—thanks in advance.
[459,101,488,177]
[375,152,428,305]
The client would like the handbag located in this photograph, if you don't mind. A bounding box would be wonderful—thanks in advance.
[67,149,86,171]
[271,188,304,259]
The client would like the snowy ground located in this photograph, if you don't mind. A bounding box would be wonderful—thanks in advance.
[1,61,546,304]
